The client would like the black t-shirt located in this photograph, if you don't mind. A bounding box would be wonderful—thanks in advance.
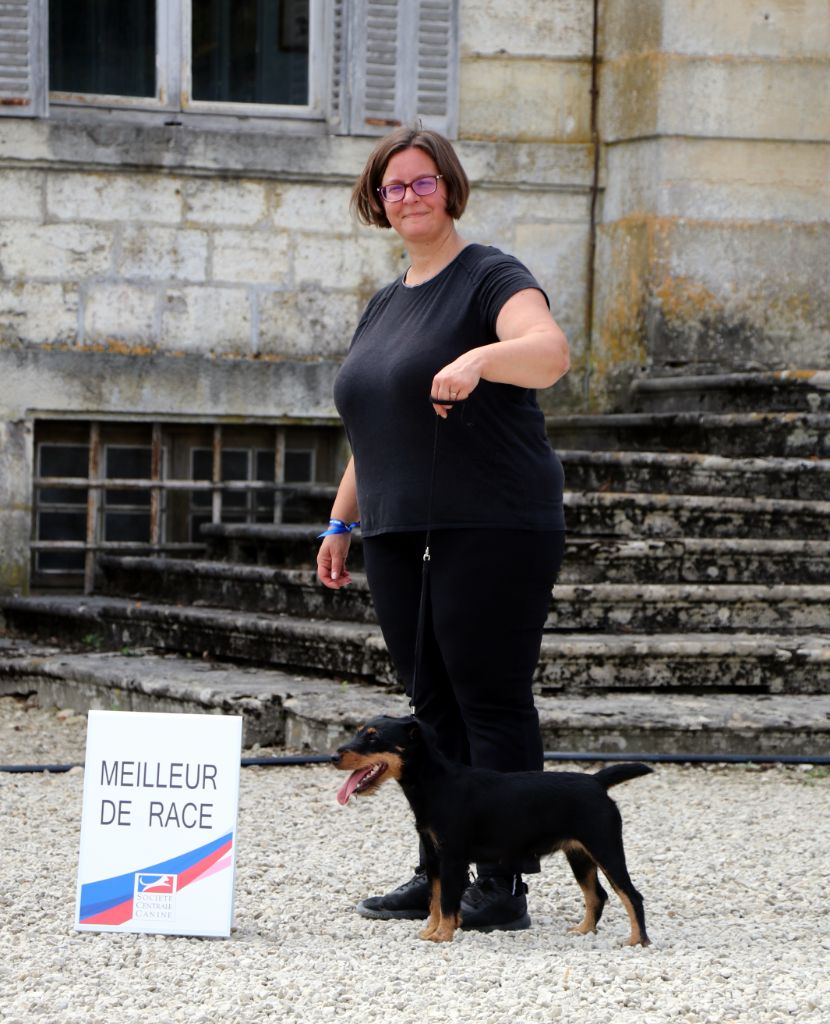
[333,243,565,537]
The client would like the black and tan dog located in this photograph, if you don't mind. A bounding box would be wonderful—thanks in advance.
[334,714,652,945]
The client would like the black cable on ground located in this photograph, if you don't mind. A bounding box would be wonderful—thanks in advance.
[2,751,828,774]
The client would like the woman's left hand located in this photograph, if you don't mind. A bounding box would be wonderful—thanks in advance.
[431,289,570,416]
[430,351,483,418]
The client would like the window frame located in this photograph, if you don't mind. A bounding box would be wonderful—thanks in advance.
[4,1,459,138]
[47,0,327,124]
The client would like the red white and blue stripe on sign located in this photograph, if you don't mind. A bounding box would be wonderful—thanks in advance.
[78,831,233,925]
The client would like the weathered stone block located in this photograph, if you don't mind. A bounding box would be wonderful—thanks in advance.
[513,220,590,411]
[592,216,830,396]
[160,287,251,353]
[589,220,652,410]
[84,284,158,344]
[460,58,593,143]
[293,232,404,293]
[661,0,830,59]
[271,183,352,233]
[0,169,43,220]
[514,221,590,328]
[599,0,662,58]
[0,419,32,593]
[258,288,361,357]
[0,282,79,344]
[650,220,830,372]
[0,345,339,423]
[182,178,269,227]
[0,510,30,592]
[603,138,830,223]
[119,225,208,282]
[602,54,830,143]
[460,0,593,57]
[46,171,183,224]
[601,0,830,59]
[0,222,112,279]
[456,139,595,190]
[211,229,291,285]
[462,189,590,245]
[0,418,31,501]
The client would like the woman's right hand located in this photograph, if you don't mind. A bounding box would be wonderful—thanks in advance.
[317,533,353,589]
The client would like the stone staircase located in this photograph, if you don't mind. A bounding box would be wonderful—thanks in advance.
[2,370,830,756]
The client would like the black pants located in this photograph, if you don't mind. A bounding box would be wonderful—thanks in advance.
[362,528,566,875]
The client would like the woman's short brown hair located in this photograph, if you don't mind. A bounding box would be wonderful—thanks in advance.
[351,126,470,228]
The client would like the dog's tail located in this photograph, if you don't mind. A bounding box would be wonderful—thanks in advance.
[593,763,653,789]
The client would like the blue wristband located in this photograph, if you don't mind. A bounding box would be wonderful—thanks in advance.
[318,518,360,539]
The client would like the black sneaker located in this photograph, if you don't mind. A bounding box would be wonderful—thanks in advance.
[356,868,430,920]
[460,874,531,932]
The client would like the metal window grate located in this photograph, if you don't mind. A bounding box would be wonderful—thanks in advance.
[32,419,331,592]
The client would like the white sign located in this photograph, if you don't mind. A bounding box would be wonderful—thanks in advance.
[75,710,242,937]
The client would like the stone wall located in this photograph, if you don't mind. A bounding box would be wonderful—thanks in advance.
[593,0,830,407]
[458,0,595,409]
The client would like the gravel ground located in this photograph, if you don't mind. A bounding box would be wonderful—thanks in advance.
[1,695,828,1024]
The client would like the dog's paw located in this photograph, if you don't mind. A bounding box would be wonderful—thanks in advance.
[568,923,597,936]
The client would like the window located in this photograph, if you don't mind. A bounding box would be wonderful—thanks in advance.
[103,445,165,544]
[1,1,458,136]
[36,442,89,574]
[191,0,310,106]
[31,420,339,590]
[49,1,157,99]
[189,444,315,540]
[47,0,317,119]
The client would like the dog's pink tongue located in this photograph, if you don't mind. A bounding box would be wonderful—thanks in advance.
[337,767,372,805]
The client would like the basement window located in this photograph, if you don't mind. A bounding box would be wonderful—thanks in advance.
[31,419,338,590]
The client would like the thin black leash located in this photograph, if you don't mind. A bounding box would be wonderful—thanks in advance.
[410,398,468,713]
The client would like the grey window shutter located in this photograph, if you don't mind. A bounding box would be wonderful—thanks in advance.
[338,0,457,138]
[415,0,456,135]
[327,0,350,132]
[0,0,47,118]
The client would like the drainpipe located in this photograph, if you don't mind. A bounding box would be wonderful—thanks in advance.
[583,0,602,411]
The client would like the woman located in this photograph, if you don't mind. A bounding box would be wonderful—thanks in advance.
[317,127,569,932]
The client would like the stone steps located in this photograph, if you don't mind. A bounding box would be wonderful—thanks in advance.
[547,411,830,458]
[564,491,830,540]
[3,638,827,756]
[629,370,830,414]
[564,538,830,586]
[94,556,830,634]
[196,490,830,570]
[5,370,828,757]
[202,522,339,568]
[105,536,830,593]
[560,450,830,501]
[548,584,830,634]
[3,595,829,696]
[96,555,378,623]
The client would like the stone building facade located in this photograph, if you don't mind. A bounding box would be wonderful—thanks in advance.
[0,0,828,594]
